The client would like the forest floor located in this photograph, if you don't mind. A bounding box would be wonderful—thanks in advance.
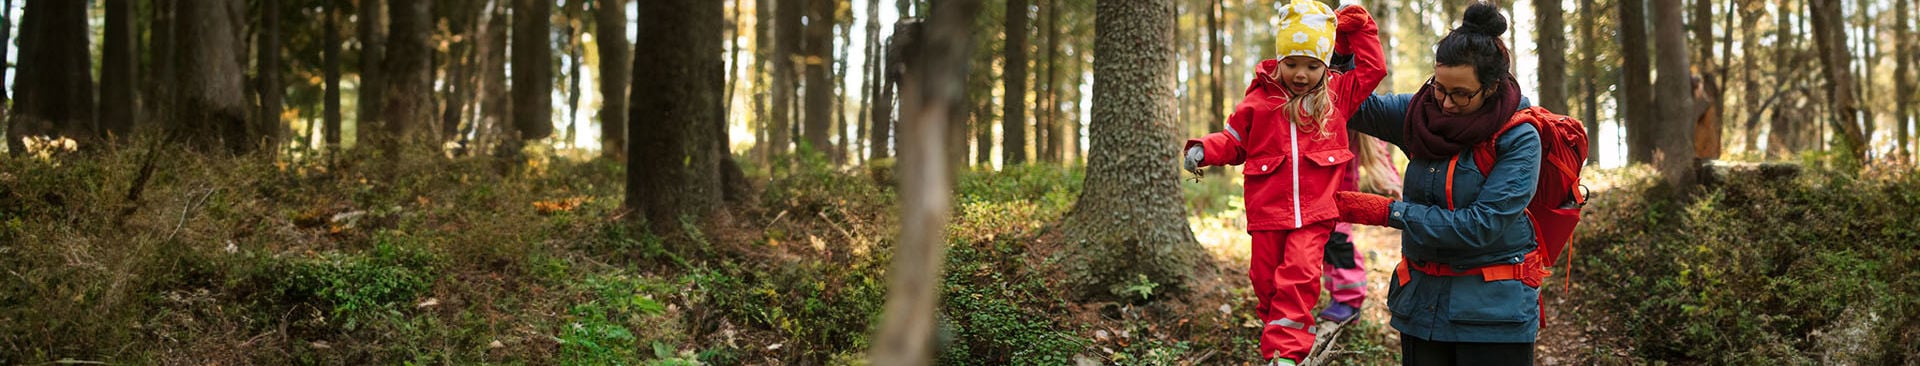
[3,147,1917,365]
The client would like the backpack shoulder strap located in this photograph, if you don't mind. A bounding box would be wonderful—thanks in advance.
[1471,108,1541,176]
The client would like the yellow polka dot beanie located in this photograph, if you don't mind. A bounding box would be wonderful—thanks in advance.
[1275,0,1336,63]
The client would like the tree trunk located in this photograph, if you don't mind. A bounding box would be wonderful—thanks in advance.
[439,2,481,149]
[629,0,724,227]
[598,0,630,160]
[358,0,385,146]
[1688,0,1719,160]
[772,0,803,159]
[1061,0,1202,300]
[1652,0,1697,188]
[970,28,993,167]
[803,0,839,156]
[1580,0,1600,164]
[324,0,343,149]
[1621,0,1655,163]
[563,0,586,149]
[7,0,95,153]
[754,0,773,165]
[1740,2,1760,153]
[1042,0,1063,163]
[1807,0,1866,164]
[837,10,854,163]
[144,0,176,134]
[1899,0,1913,160]
[1850,0,1866,141]
[1537,0,1566,113]
[1207,0,1224,134]
[100,0,137,140]
[510,0,554,149]
[0,0,9,149]
[1002,0,1030,166]
[1034,0,1050,164]
[1069,53,1083,163]
[860,0,882,162]
[869,2,978,364]
[172,0,248,153]
[380,0,436,152]
[257,0,283,152]
[1770,0,1803,158]
[471,1,511,155]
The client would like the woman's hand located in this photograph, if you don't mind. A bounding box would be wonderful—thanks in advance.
[1335,191,1393,226]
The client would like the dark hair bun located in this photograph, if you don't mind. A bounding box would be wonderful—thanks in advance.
[1459,2,1508,38]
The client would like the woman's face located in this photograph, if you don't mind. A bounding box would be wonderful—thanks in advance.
[1431,65,1492,115]
[1276,56,1327,96]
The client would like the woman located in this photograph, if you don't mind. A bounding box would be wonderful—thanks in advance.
[1332,2,1544,365]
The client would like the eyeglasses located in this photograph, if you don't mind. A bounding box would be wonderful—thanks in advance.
[1425,76,1490,106]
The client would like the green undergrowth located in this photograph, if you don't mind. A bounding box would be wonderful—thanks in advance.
[10,139,1650,365]
[1573,160,1920,364]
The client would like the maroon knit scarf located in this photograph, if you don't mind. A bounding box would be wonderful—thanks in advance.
[1402,77,1524,160]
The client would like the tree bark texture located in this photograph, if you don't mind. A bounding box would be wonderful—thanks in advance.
[1060,0,1202,300]
[628,0,724,227]
[511,0,554,144]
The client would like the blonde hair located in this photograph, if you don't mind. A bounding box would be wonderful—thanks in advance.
[1273,73,1335,140]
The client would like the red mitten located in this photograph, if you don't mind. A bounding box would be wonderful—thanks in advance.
[1333,5,1374,54]
[1335,191,1393,226]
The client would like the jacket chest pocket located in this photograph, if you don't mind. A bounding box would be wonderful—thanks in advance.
[1244,155,1288,177]
[1303,149,1355,168]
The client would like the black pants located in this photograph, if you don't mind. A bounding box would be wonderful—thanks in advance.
[1400,334,1534,366]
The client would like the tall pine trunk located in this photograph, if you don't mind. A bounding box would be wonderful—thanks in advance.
[8,0,95,152]
[1061,0,1201,300]
[473,1,511,155]
[1207,0,1223,133]
[1807,0,1866,164]
[836,11,854,163]
[1769,0,1803,158]
[1580,0,1599,163]
[1652,0,1696,188]
[324,0,343,149]
[1740,3,1760,153]
[598,0,630,160]
[628,0,724,228]
[258,0,284,152]
[1621,0,1655,163]
[566,0,588,149]
[771,0,803,158]
[1899,0,1913,161]
[101,0,137,139]
[173,0,248,153]
[510,0,554,152]
[1691,0,1722,159]
[803,0,839,156]
[381,0,436,152]
[145,0,176,133]
[1002,0,1030,166]
[858,0,879,162]
[1042,0,1063,163]
[358,0,385,145]
[1537,0,1565,113]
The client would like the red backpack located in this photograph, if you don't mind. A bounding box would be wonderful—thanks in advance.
[1470,106,1590,274]
[1395,106,1590,321]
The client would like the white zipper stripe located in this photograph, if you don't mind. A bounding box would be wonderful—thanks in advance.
[1290,121,1302,228]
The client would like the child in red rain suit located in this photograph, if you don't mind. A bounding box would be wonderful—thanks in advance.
[1181,1,1383,364]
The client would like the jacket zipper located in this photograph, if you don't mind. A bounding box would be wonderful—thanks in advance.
[1290,120,1302,228]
